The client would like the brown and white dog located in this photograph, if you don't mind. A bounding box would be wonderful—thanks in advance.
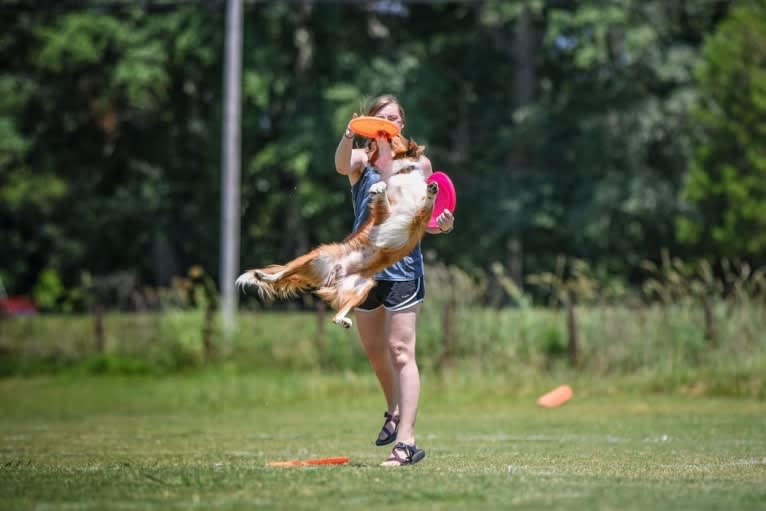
[236,136,437,328]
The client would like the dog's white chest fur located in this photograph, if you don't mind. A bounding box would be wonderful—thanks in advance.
[370,164,427,250]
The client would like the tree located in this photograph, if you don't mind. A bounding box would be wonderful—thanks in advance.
[678,0,766,261]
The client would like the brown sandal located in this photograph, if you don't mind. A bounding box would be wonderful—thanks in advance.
[375,411,400,446]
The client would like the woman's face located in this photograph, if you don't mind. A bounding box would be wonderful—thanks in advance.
[373,102,404,130]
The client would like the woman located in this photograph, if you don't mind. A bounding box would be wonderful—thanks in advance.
[334,95,454,466]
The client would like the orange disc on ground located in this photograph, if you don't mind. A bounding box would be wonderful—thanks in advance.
[267,456,350,468]
[537,384,573,408]
[348,116,400,138]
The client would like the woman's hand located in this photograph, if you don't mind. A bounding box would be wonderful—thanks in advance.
[343,113,359,140]
[373,134,393,175]
[435,209,454,234]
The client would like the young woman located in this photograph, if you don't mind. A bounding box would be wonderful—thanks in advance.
[334,95,454,466]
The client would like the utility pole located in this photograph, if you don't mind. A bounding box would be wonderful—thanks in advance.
[220,0,243,333]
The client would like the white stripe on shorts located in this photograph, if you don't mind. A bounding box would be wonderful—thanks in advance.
[385,278,423,312]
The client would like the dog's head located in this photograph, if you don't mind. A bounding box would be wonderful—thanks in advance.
[368,135,425,164]
[391,135,425,160]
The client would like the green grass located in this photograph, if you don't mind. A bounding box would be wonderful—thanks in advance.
[1,370,764,510]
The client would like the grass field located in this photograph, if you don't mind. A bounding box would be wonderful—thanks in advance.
[1,369,764,510]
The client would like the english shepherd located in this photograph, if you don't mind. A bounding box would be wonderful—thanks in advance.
[236,136,437,328]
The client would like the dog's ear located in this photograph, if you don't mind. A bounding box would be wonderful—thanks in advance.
[390,135,410,159]
[372,135,426,162]
[407,138,425,159]
[390,135,426,159]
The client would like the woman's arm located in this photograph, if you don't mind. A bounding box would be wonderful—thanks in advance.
[335,119,368,184]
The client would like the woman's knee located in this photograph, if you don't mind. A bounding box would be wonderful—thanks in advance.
[389,336,416,369]
[386,307,419,369]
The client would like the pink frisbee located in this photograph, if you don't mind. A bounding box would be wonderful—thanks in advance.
[427,171,457,230]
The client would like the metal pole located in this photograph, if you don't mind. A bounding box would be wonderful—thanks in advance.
[220,0,243,333]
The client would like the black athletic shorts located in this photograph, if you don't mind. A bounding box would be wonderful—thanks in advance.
[355,276,425,312]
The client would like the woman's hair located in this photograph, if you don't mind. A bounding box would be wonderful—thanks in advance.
[364,94,406,125]
[364,94,407,164]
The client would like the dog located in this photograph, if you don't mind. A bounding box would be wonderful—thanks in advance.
[236,135,437,328]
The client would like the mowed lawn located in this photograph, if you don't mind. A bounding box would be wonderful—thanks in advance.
[0,370,764,510]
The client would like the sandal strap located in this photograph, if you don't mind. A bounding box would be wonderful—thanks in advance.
[394,442,417,460]
[385,444,411,465]
[380,412,399,436]
[383,411,400,423]
[384,442,420,465]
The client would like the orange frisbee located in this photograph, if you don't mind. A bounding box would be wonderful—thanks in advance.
[536,384,573,408]
[348,116,400,138]
[267,456,350,468]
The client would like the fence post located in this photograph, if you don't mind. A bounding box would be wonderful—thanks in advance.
[438,271,457,370]
[566,289,578,365]
[203,300,215,361]
[703,295,717,345]
[94,303,105,354]
[316,300,326,364]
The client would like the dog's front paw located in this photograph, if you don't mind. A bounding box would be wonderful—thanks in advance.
[427,181,439,198]
[370,182,387,195]
[333,316,353,329]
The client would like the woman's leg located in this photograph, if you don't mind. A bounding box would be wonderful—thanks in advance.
[356,306,398,415]
[385,304,421,446]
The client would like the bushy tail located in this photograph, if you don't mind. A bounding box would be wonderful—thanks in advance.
[235,266,313,301]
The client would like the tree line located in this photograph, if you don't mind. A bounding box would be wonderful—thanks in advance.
[1,0,764,309]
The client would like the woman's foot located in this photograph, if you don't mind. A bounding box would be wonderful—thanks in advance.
[375,411,400,446]
[380,442,426,466]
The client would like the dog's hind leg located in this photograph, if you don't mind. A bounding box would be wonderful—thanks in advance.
[253,249,320,283]
[324,263,344,287]
[255,267,286,282]
[332,276,377,329]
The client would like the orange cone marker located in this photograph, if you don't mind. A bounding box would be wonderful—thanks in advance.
[537,384,573,408]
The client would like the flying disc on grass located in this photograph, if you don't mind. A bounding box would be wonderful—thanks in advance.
[348,116,400,138]
[537,384,573,408]
[267,456,350,468]
[427,171,457,230]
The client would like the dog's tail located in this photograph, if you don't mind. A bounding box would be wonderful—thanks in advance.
[236,265,314,301]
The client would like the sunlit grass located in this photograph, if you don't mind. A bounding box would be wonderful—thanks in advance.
[1,371,764,510]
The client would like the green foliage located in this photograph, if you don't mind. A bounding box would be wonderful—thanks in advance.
[0,168,67,212]
[0,0,754,304]
[679,0,766,258]
[1,5,224,295]
[31,268,64,311]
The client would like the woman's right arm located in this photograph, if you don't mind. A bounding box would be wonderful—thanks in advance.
[335,120,368,183]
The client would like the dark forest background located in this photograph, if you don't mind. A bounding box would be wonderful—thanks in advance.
[2,0,765,311]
